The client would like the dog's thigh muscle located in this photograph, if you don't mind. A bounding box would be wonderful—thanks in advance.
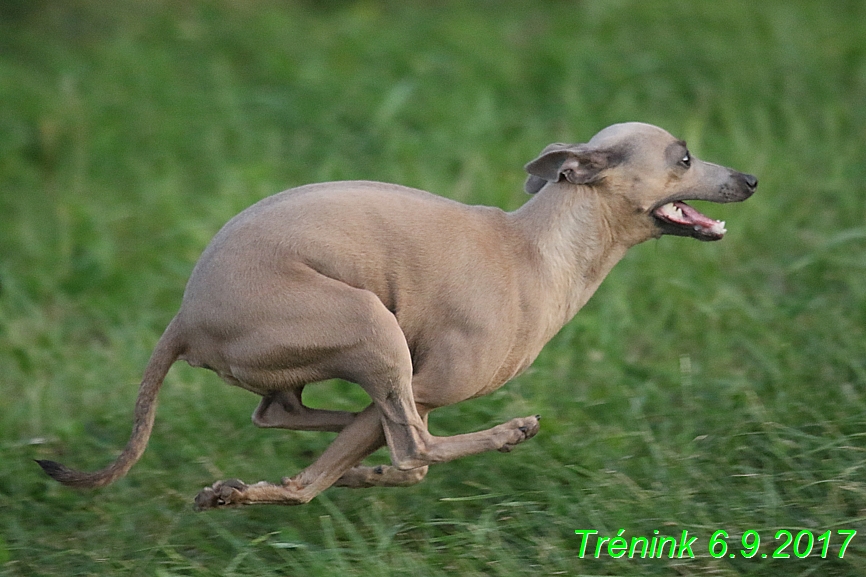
[184,264,415,396]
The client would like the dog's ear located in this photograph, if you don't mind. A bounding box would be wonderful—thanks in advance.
[524,143,625,194]
[524,143,571,194]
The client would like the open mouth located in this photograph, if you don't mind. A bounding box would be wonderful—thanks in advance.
[652,201,727,241]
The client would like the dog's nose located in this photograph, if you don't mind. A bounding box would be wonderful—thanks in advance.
[743,173,758,190]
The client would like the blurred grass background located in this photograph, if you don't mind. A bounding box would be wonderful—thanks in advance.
[1,0,865,575]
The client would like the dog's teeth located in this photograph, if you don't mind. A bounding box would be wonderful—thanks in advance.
[659,202,681,219]
[708,220,727,235]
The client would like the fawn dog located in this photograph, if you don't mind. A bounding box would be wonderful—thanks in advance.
[38,122,757,509]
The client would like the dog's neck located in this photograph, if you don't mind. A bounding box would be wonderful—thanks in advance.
[510,182,645,338]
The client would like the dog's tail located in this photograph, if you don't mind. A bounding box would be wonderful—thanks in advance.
[36,318,185,489]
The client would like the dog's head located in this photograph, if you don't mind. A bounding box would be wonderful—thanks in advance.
[524,122,758,242]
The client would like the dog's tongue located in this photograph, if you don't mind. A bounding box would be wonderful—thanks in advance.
[655,201,727,236]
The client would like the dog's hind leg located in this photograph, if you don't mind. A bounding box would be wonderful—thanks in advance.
[195,403,388,508]
[252,389,357,432]
[333,413,430,488]
[193,265,428,509]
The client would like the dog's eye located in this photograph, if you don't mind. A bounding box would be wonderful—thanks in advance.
[680,152,691,168]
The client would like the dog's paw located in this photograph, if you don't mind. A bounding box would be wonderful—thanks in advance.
[498,414,541,453]
[194,478,248,511]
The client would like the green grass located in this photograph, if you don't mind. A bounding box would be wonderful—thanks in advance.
[1,0,865,575]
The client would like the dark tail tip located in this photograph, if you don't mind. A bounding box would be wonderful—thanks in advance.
[35,459,97,488]
[36,459,72,482]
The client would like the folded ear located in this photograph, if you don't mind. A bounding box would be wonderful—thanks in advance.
[523,143,625,194]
